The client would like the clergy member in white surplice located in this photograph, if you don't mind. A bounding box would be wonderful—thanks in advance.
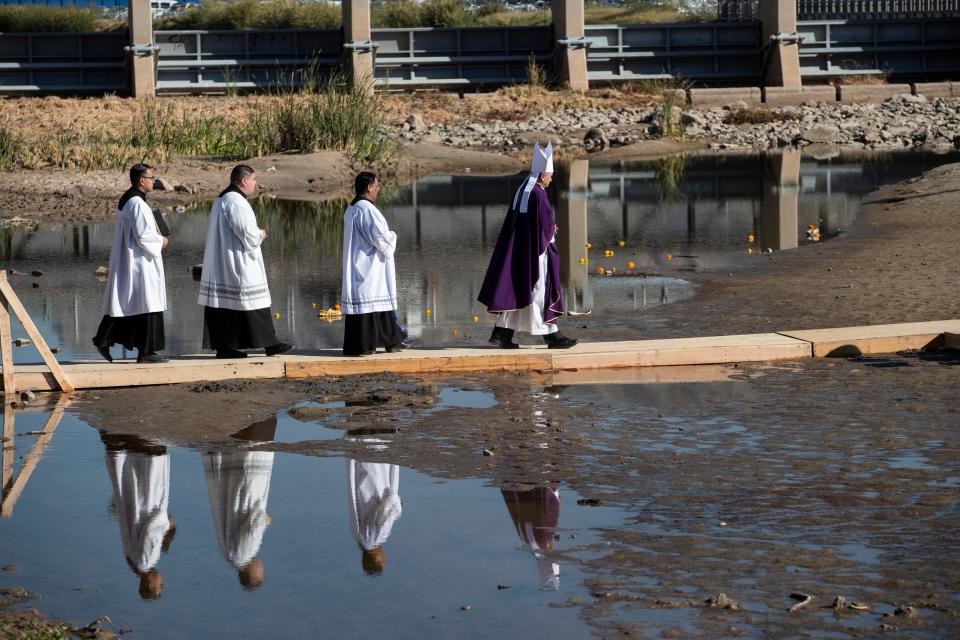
[347,458,402,574]
[197,164,293,359]
[101,432,175,599]
[93,163,169,364]
[204,417,276,590]
[340,171,407,357]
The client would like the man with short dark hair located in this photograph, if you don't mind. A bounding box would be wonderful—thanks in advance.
[197,165,293,358]
[340,172,407,356]
[93,163,169,363]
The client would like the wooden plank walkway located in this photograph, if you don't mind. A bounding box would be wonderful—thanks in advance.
[2,319,957,393]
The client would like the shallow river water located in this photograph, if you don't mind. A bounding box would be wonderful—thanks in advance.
[1,149,958,361]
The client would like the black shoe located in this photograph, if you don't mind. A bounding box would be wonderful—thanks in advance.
[344,350,375,357]
[137,352,170,364]
[265,342,294,356]
[94,343,113,363]
[489,327,520,349]
[216,349,248,359]
[385,340,413,353]
[543,333,578,349]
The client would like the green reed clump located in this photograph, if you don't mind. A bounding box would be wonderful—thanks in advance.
[0,5,97,32]
[253,76,399,163]
[0,120,25,170]
[655,154,687,202]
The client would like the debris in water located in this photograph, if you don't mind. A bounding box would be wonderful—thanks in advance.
[14,338,31,347]
[830,596,869,611]
[30,270,43,277]
[705,593,741,610]
[460,605,471,611]
[576,498,602,506]
[497,584,511,590]
[482,449,494,457]
[95,266,108,277]
[886,605,917,619]
[788,592,813,613]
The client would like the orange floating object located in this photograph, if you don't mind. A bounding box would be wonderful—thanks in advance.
[334,303,341,311]
[579,257,588,265]
[311,303,317,308]
[426,309,432,317]
[274,312,281,319]
[596,266,605,274]
[747,247,753,254]
[666,254,673,261]
[747,234,755,243]
[585,242,593,249]
[618,240,626,247]
[627,261,636,269]
[473,315,479,322]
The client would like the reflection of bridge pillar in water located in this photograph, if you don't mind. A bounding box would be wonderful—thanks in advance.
[759,149,801,251]
[557,159,591,313]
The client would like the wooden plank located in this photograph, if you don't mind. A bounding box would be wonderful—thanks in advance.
[1,404,13,500]
[550,363,743,386]
[0,272,73,392]
[284,350,553,378]
[777,320,960,357]
[1,395,68,518]
[0,300,14,397]
[551,334,812,370]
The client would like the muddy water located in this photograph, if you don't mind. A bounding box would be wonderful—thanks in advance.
[1,150,958,362]
[0,395,624,638]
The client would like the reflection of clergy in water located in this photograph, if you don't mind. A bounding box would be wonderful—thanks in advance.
[203,417,276,590]
[501,484,561,590]
[102,432,176,600]
[347,458,402,574]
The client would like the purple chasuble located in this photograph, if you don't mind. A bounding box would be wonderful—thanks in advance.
[477,181,565,323]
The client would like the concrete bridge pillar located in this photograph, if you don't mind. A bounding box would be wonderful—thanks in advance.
[552,0,589,92]
[127,0,156,97]
[557,159,592,313]
[759,149,801,252]
[343,0,375,95]
[760,0,802,87]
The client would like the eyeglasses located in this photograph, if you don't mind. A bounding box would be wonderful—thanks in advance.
[142,175,155,181]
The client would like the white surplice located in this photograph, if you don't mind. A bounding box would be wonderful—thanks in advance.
[101,196,166,317]
[203,450,274,568]
[347,459,402,550]
[106,450,171,573]
[495,238,558,336]
[197,190,272,311]
[341,198,398,315]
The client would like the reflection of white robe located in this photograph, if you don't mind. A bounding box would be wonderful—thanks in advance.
[101,196,166,317]
[106,451,170,573]
[347,460,401,550]
[198,190,271,311]
[341,199,398,315]
[204,451,274,568]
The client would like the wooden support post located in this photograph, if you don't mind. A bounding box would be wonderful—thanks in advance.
[760,0,802,88]
[0,272,74,392]
[127,0,157,97]
[0,299,13,398]
[343,0,374,96]
[1,396,69,518]
[553,0,589,92]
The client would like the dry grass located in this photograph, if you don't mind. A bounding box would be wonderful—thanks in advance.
[832,73,889,86]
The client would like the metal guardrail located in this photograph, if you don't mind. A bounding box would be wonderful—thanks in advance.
[0,31,126,93]
[154,29,340,91]
[798,0,960,18]
[798,17,960,76]
[372,26,553,87]
[585,23,763,82]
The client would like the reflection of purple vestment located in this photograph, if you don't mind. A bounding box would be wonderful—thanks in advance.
[478,182,564,324]
[501,486,561,549]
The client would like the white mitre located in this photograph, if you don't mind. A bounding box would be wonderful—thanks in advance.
[531,142,554,174]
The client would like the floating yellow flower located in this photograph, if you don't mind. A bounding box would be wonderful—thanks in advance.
[311,303,317,308]
[596,266,605,274]
[604,249,615,257]
[426,309,432,317]
[473,315,479,322]
[666,254,673,261]
[747,234,755,243]
[585,242,592,249]
[274,312,281,319]
[627,261,636,269]
[579,257,588,265]
[334,303,341,311]
[618,240,625,247]
[452,329,459,336]
[747,247,753,254]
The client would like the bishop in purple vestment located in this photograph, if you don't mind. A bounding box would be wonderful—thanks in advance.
[478,143,577,349]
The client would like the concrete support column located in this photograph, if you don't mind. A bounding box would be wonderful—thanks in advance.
[759,149,801,252]
[760,0,802,88]
[127,0,156,97]
[552,0,589,93]
[343,0,374,95]
[557,159,591,312]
